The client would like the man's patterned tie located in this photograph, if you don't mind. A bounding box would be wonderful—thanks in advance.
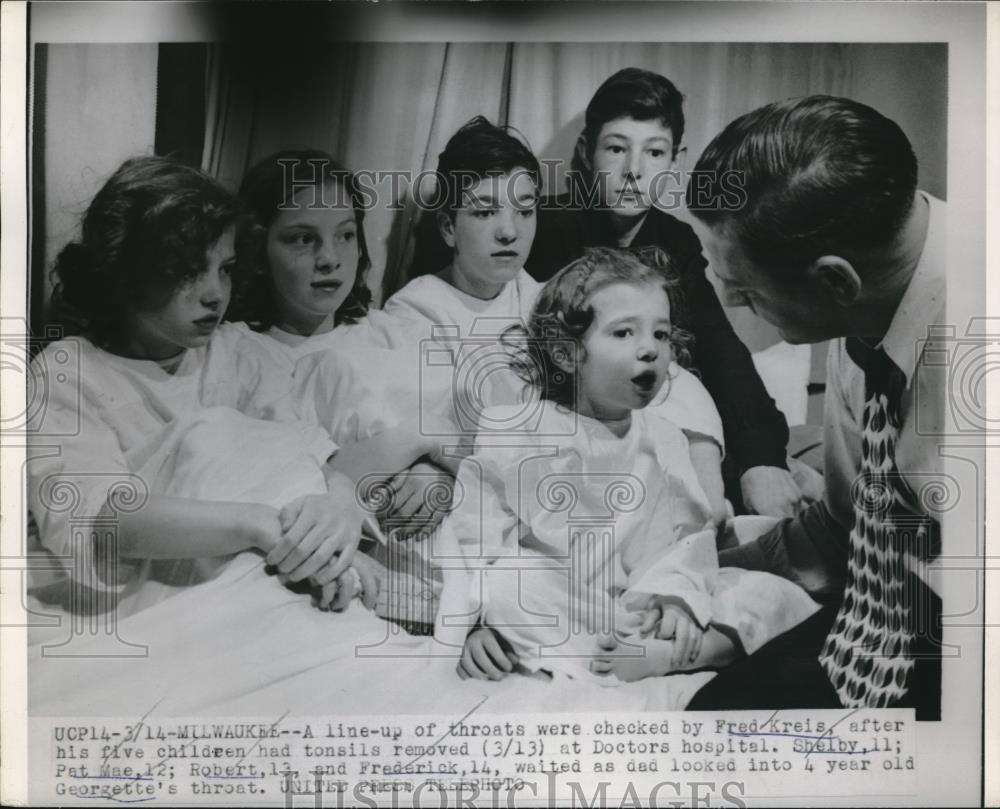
[819,338,920,707]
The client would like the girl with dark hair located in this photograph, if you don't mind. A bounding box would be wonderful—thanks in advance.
[439,246,818,683]
[30,155,380,618]
[230,149,409,365]
[231,150,465,607]
[527,68,803,519]
[384,116,544,336]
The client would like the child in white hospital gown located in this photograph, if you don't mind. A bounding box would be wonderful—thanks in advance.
[436,247,818,683]
[26,156,407,625]
[383,116,730,526]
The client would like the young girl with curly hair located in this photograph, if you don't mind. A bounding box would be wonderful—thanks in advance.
[439,247,819,683]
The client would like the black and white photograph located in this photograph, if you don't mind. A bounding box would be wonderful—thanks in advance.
[0,1,993,806]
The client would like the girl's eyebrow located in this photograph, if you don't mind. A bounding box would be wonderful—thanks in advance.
[603,314,639,327]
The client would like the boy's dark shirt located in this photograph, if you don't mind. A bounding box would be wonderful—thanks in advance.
[526,194,790,480]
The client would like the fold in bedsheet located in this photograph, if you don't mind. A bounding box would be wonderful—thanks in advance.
[29,549,715,717]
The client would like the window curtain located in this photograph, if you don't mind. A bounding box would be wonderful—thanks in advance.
[201,42,511,304]
[32,43,158,331]
[199,41,945,341]
[31,41,945,347]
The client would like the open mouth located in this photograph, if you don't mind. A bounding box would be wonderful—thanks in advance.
[631,369,659,394]
[312,279,343,292]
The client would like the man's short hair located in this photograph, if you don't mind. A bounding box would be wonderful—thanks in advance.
[687,95,918,276]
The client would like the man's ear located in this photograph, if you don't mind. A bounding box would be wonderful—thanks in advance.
[808,255,862,306]
[437,211,456,248]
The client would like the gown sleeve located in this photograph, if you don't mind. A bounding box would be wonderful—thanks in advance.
[26,341,140,592]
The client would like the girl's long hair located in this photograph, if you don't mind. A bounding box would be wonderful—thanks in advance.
[49,156,238,349]
[228,149,372,330]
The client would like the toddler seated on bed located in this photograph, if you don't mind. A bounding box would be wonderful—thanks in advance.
[437,247,818,683]
[26,156,439,621]
[383,116,730,525]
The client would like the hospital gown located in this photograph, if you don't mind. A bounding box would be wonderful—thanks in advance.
[25,322,336,624]
[436,402,819,681]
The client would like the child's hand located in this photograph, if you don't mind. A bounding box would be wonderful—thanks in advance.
[268,475,365,582]
[383,462,454,538]
[643,600,705,669]
[458,627,519,681]
[246,504,283,554]
[316,552,380,612]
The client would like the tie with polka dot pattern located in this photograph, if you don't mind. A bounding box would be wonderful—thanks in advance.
[819,338,919,707]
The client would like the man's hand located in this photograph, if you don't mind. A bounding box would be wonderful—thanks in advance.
[740,465,804,518]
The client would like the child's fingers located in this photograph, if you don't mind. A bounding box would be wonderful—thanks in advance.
[458,649,488,681]
[638,610,660,637]
[657,610,678,641]
[311,557,340,587]
[267,512,316,567]
[590,659,613,675]
[480,633,514,673]
[470,641,507,680]
[318,534,359,583]
[288,533,342,582]
[276,525,324,577]
[330,571,355,612]
[319,580,339,611]
[354,562,380,611]
[403,504,438,538]
[384,470,408,497]
[689,627,705,664]
[672,619,695,669]
[278,497,305,532]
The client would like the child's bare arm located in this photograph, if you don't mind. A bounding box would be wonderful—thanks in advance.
[114,496,279,559]
[324,421,438,485]
[688,436,728,528]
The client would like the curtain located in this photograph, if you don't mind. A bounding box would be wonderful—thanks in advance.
[201,42,511,304]
[33,44,158,327]
[200,41,946,327]
[34,40,945,344]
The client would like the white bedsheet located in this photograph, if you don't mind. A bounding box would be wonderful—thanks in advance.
[28,406,716,716]
[30,549,715,717]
